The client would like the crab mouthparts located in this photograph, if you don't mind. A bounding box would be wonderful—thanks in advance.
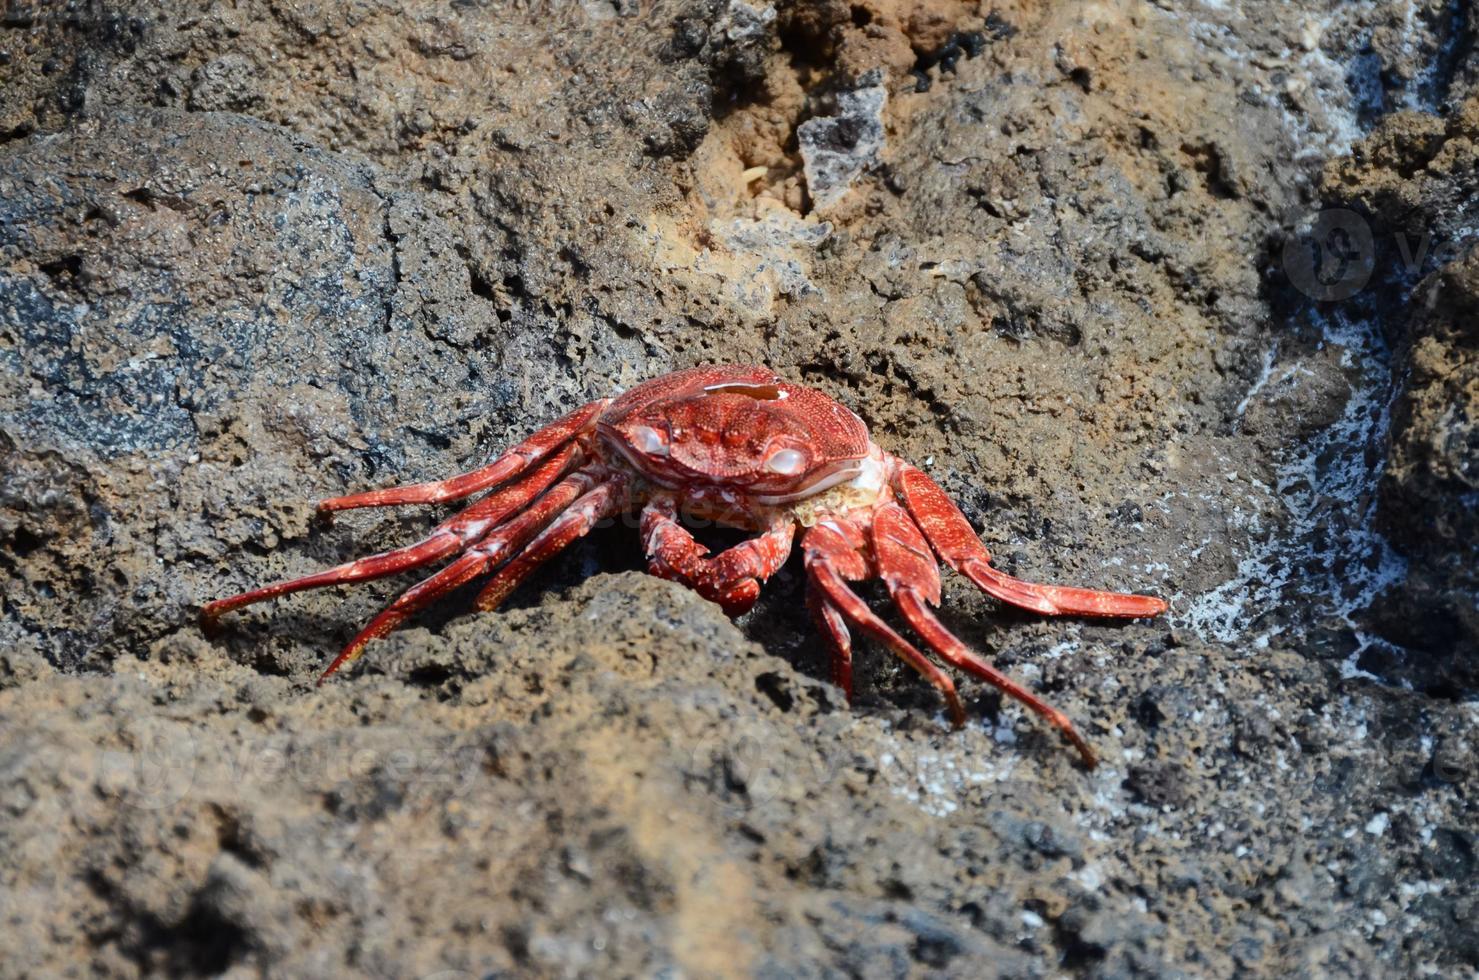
[601,432,865,504]
[748,457,868,504]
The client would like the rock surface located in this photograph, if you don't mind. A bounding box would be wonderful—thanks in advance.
[1320,99,1479,685]
[1,0,1476,976]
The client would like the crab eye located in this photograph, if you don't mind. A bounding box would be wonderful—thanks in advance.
[764,448,807,476]
[632,425,668,456]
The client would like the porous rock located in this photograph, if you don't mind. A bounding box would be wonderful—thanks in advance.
[1,0,1477,975]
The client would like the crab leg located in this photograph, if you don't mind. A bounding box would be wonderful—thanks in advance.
[318,399,609,512]
[202,445,582,625]
[640,496,795,616]
[872,502,1097,767]
[807,584,855,701]
[317,469,601,682]
[894,462,1168,619]
[471,476,628,613]
[801,520,965,727]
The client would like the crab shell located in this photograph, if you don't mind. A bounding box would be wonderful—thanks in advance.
[596,365,884,525]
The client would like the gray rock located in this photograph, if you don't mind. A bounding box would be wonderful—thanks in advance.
[799,85,887,210]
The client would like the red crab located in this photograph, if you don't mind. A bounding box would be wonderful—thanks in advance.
[204,365,1166,766]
